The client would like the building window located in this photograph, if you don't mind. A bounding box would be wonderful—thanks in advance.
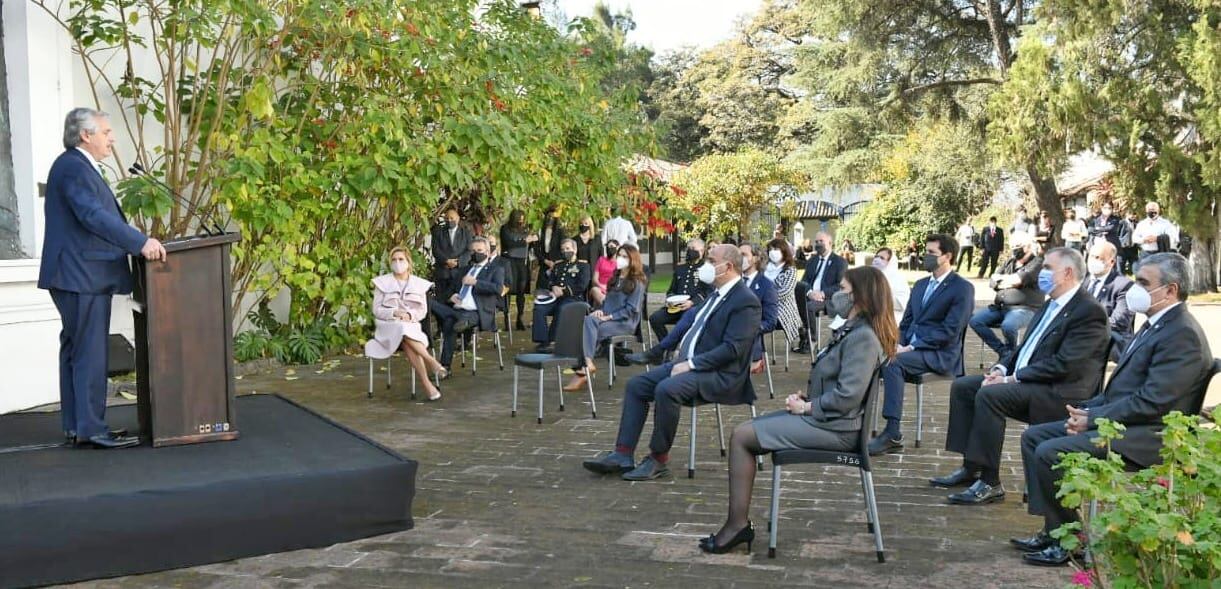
[0,10,25,259]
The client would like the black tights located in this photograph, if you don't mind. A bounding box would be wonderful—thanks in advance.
[514,293,526,322]
[714,421,766,545]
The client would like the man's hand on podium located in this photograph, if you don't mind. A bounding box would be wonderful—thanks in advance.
[142,238,167,262]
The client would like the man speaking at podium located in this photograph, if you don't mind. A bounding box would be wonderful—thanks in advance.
[38,108,167,449]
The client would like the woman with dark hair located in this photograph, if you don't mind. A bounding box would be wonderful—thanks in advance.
[564,244,647,391]
[763,238,801,346]
[698,266,898,553]
[500,209,535,330]
[589,239,620,306]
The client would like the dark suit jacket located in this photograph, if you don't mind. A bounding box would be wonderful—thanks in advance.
[980,226,1005,253]
[683,280,762,405]
[666,263,711,305]
[1001,288,1110,414]
[799,253,846,297]
[545,260,590,301]
[488,255,512,292]
[1082,305,1214,466]
[994,254,1044,308]
[899,272,974,375]
[803,320,885,432]
[747,273,778,361]
[1086,268,1135,339]
[1087,214,1124,250]
[430,222,474,289]
[533,221,567,264]
[38,149,147,294]
[452,262,505,332]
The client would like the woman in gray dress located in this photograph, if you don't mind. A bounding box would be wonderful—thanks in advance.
[699,265,898,554]
[563,244,647,391]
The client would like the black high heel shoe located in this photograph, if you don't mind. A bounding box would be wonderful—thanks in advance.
[699,522,754,554]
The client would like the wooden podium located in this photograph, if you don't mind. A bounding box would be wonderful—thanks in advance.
[132,232,241,447]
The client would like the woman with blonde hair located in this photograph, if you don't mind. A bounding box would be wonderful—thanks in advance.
[365,247,448,401]
[699,265,898,553]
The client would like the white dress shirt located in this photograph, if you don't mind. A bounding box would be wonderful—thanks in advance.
[456,264,485,311]
[75,147,105,178]
[601,216,638,248]
[1132,216,1179,252]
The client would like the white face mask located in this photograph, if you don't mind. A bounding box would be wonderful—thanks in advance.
[697,261,718,284]
[1087,258,1107,277]
[391,260,409,275]
[1125,283,1168,315]
[615,256,629,270]
[768,250,783,263]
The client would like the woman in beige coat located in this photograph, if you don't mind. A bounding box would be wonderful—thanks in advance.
[365,247,447,400]
[699,265,898,554]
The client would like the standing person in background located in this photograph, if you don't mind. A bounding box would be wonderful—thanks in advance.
[839,239,857,267]
[574,215,603,271]
[430,206,473,299]
[533,206,566,289]
[956,220,977,274]
[1132,201,1179,260]
[1060,209,1087,252]
[1120,212,1140,273]
[905,239,921,271]
[589,239,620,307]
[1033,211,1056,250]
[41,107,167,449]
[602,205,638,249]
[1087,201,1123,251]
[499,210,534,331]
[1010,207,1031,236]
[977,217,1005,278]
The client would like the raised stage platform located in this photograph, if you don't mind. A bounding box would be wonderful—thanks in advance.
[0,394,417,588]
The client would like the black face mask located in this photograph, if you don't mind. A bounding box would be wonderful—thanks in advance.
[563,251,576,261]
[606,246,619,258]
[1148,212,1158,219]
[686,248,701,264]
[579,224,591,233]
[471,252,488,264]
[438,220,450,229]
[813,243,827,255]
[1012,248,1024,258]
[922,254,940,273]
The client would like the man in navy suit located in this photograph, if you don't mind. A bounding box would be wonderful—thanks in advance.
[38,108,165,449]
[583,244,762,481]
[870,233,974,455]
[626,242,776,367]
[795,231,846,354]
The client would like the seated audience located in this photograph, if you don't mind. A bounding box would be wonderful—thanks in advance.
[648,238,710,341]
[582,245,761,481]
[869,234,974,455]
[565,244,648,391]
[698,266,896,553]
[531,238,590,352]
[1015,253,1212,566]
[796,231,846,354]
[763,238,802,350]
[969,236,1044,364]
[1083,241,1135,357]
[870,247,910,322]
[365,247,447,401]
[589,239,620,307]
[933,247,1108,506]
[428,237,505,373]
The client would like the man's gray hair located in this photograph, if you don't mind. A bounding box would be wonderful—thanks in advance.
[1047,247,1086,282]
[560,238,577,249]
[1136,252,1191,301]
[63,108,108,149]
[687,237,705,249]
[471,236,490,249]
[715,243,743,273]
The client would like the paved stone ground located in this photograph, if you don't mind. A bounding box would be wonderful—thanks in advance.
[71,272,1221,589]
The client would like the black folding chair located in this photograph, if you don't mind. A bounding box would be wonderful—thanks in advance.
[511,302,596,423]
[769,367,887,562]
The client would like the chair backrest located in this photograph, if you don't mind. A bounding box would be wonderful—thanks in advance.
[553,301,591,360]
[856,366,886,472]
[1190,358,1221,415]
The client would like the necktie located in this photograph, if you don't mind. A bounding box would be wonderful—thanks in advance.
[458,266,478,300]
[1090,279,1103,298]
[1122,321,1153,358]
[676,290,721,362]
[813,257,829,289]
[809,257,823,284]
[1015,300,1060,370]
[921,278,939,307]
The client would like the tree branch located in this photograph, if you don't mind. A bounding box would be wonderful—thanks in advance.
[883,77,1004,105]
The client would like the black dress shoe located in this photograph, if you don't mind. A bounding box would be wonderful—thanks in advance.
[515,320,527,331]
[77,433,140,449]
[1010,531,1054,552]
[947,479,1006,505]
[66,429,128,445]
[534,344,553,354]
[622,456,670,481]
[582,451,635,475]
[867,434,904,456]
[1022,544,1077,566]
[625,347,663,366]
[929,467,980,488]
[699,522,755,554]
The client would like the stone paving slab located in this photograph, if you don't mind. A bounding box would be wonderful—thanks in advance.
[60,304,1078,589]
